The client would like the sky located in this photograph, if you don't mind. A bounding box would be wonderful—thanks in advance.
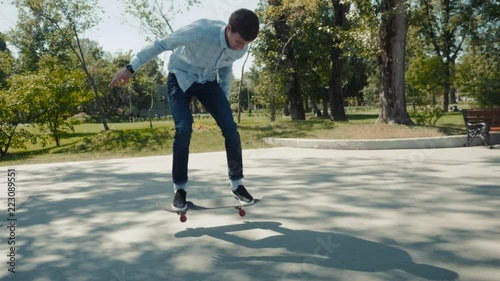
[0,0,260,78]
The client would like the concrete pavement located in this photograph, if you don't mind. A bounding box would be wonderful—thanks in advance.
[1,146,499,281]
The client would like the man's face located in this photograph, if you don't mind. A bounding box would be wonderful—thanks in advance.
[226,25,252,50]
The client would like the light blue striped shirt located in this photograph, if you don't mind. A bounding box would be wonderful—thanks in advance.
[130,19,249,99]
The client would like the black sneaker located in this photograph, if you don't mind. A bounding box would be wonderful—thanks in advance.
[232,185,254,205]
[172,189,187,211]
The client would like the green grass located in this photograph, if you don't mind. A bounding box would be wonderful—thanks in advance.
[0,112,466,166]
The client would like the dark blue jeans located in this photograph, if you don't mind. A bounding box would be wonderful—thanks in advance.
[167,73,243,185]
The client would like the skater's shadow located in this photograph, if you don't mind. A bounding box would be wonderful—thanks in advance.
[175,221,458,281]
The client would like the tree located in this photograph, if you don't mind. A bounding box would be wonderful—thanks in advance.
[130,58,166,128]
[16,0,110,130]
[12,56,92,147]
[252,66,287,121]
[254,0,330,120]
[294,6,331,117]
[454,1,500,107]
[413,0,485,111]
[406,54,446,124]
[377,0,413,125]
[98,51,165,119]
[8,5,71,72]
[122,0,200,38]
[328,0,349,121]
[255,0,308,120]
[0,89,38,157]
[0,33,38,157]
[456,47,500,107]
[0,33,15,89]
[343,56,370,106]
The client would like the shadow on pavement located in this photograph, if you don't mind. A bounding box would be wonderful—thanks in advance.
[176,221,459,281]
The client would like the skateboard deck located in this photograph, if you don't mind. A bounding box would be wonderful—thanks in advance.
[156,196,263,223]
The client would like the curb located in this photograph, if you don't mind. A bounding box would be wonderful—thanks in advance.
[262,135,468,150]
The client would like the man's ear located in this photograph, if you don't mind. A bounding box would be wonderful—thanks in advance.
[226,24,232,33]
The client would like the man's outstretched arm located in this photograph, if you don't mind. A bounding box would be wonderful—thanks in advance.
[109,21,200,88]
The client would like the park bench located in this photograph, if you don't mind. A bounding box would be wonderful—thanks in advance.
[461,108,500,148]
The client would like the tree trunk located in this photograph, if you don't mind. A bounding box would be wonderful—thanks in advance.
[377,0,413,125]
[322,88,329,117]
[329,0,348,121]
[0,125,17,157]
[285,67,305,120]
[450,87,457,104]
[75,52,109,131]
[449,55,457,105]
[149,92,154,128]
[271,1,305,121]
[329,51,347,121]
[74,30,109,131]
[443,60,451,112]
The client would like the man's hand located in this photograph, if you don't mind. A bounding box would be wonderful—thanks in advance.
[109,68,133,88]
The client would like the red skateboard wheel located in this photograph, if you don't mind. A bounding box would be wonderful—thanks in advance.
[180,214,187,222]
[239,209,246,217]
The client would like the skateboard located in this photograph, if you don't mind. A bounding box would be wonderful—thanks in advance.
[156,196,263,223]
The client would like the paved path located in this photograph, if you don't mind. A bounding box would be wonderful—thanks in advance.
[1,147,499,281]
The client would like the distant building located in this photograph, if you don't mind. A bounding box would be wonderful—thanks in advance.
[139,85,171,117]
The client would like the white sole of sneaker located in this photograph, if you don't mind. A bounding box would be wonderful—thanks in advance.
[171,205,187,212]
[234,198,255,206]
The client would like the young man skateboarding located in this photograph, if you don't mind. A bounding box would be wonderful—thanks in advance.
[109,9,259,211]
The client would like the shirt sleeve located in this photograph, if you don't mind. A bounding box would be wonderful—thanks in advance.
[218,65,233,100]
[129,23,200,71]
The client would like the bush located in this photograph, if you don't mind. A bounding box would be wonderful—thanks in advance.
[55,127,172,153]
[411,106,445,125]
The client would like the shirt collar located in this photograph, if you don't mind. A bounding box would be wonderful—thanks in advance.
[220,25,229,49]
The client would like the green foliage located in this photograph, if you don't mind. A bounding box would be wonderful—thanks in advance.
[123,0,200,39]
[11,0,102,72]
[130,59,166,112]
[410,0,488,110]
[411,0,481,59]
[406,54,446,104]
[1,0,494,136]
[456,51,500,107]
[103,52,166,117]
[411,106,445,126]
[406,54,447,125]
[252,0,378,118]
[0,34,15,89]
[10,55,93,147]
[343,56,370,104]
[0,33,38,157]
[360,58,380,107]
[0,89,38,157]
[12,0,112,130]
[252,68,287,121]
[59,127,172,153]
[253,0,325,120]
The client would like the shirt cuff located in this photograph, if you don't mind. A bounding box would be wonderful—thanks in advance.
[129,57,143,73]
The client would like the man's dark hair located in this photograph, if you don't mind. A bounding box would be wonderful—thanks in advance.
[228,8,260,41]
